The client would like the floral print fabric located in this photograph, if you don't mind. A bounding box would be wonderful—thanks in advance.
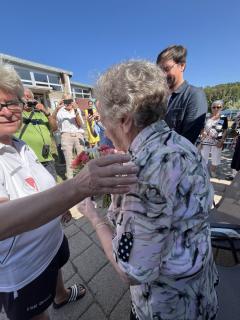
[108,120,218,320]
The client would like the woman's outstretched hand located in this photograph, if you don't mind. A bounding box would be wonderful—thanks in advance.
[74,153,138,197]
[77,197,98,223]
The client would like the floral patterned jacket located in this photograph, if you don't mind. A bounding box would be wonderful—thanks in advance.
[108,120,218,320]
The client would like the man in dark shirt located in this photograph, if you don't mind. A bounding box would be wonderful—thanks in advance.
[156,45,208,144]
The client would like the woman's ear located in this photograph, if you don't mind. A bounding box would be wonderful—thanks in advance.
[180,62,186,72]
[121,114,134,134]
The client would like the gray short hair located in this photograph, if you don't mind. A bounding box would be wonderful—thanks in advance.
[211,100,224,108]
[0,64,24,99]
[24,87,34,99]
[94,60,169,129]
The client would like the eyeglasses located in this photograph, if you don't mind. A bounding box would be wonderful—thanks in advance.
[160,63,177,73]
[212,106,222,109]
[0,100,24,112]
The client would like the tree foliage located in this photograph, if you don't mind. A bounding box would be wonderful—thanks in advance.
[204,82,240,109]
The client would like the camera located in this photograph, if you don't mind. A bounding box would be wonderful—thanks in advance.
[63,99,73,106]
[27,100,38,109]
[42,144,50,158]
[88,108,93,116]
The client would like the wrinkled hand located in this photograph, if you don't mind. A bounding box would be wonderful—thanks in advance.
[74,153,138,197]
[77,198,99,223]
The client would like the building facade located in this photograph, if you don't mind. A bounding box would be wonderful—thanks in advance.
[0,53,92,110]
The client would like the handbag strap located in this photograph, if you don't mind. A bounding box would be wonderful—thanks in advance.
[19,110,35,139]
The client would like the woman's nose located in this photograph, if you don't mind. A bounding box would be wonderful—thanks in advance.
[0,106,13,116]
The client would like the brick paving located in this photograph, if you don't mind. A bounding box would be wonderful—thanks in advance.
[1,148,239,320]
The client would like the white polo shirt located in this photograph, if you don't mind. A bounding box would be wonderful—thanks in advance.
[57,108,84,134]
[0,138,63,292]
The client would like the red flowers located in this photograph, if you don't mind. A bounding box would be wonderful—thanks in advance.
[71,145,115,207]
[98,144,116,155]
[71,145,116,169]
[71,151,90,169]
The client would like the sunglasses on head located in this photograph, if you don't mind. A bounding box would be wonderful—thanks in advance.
[212,106,222,109]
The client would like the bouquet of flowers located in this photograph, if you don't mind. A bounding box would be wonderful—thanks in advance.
[71,144,115,208]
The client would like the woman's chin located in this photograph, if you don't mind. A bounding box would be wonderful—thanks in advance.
[1,120,21,133]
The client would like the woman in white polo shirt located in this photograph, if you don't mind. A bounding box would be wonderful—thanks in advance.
[0,65,87,319]
[0,64,138,320]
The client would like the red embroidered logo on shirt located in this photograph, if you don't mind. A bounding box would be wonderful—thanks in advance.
[25,177,38,191]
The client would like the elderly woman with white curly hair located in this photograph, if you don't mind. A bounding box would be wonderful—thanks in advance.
[80,60,219,320]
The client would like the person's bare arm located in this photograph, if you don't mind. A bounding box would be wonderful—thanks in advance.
[0,154,138,240]
[78,199,129,282]
[46,114,58,132]
[35,102,58,131]
[51,102,64,119]
[73,103,84,128]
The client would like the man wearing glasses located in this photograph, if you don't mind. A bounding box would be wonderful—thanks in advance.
[52,94,85,179]
[15,88,58,180]
[156,45,208,144]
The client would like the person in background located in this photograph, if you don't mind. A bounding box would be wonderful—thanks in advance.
[84,100,100,147]
[156,45,208,144]
[52,94,85,179]
[17,89,72,223]
[90,110,114,147]
[0,63,138,320]
[80,60,218,320]
[200,100,228,178]
[228,112,240,179]
[15,88,58,180]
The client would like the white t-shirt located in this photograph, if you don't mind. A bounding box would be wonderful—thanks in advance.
[57,108,84,134]
[0,138,63,292]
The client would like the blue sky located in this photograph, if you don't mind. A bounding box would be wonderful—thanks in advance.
[1,0,239,87]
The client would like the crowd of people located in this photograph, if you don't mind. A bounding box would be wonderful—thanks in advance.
[0,44,239,320]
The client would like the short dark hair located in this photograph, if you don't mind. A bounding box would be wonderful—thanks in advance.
[156,45,187,65]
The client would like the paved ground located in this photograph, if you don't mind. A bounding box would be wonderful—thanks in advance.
[1,148,239,320]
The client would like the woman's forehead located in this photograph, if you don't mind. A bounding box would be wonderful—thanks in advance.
[0,90,17,100]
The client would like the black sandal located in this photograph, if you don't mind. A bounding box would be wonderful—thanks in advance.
[53,284,86,309]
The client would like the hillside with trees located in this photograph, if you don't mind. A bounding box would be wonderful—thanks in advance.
[204,82,240,109]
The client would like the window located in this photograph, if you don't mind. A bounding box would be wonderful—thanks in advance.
[71,86,92,99]
[15,67,31,81]
[74,88,82,93]
[11,64,64,91]
[48,74,61,84]
[51,85,62,91]
[34,72,48,83]
[33,71,62,91]
[22,80,32,85]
